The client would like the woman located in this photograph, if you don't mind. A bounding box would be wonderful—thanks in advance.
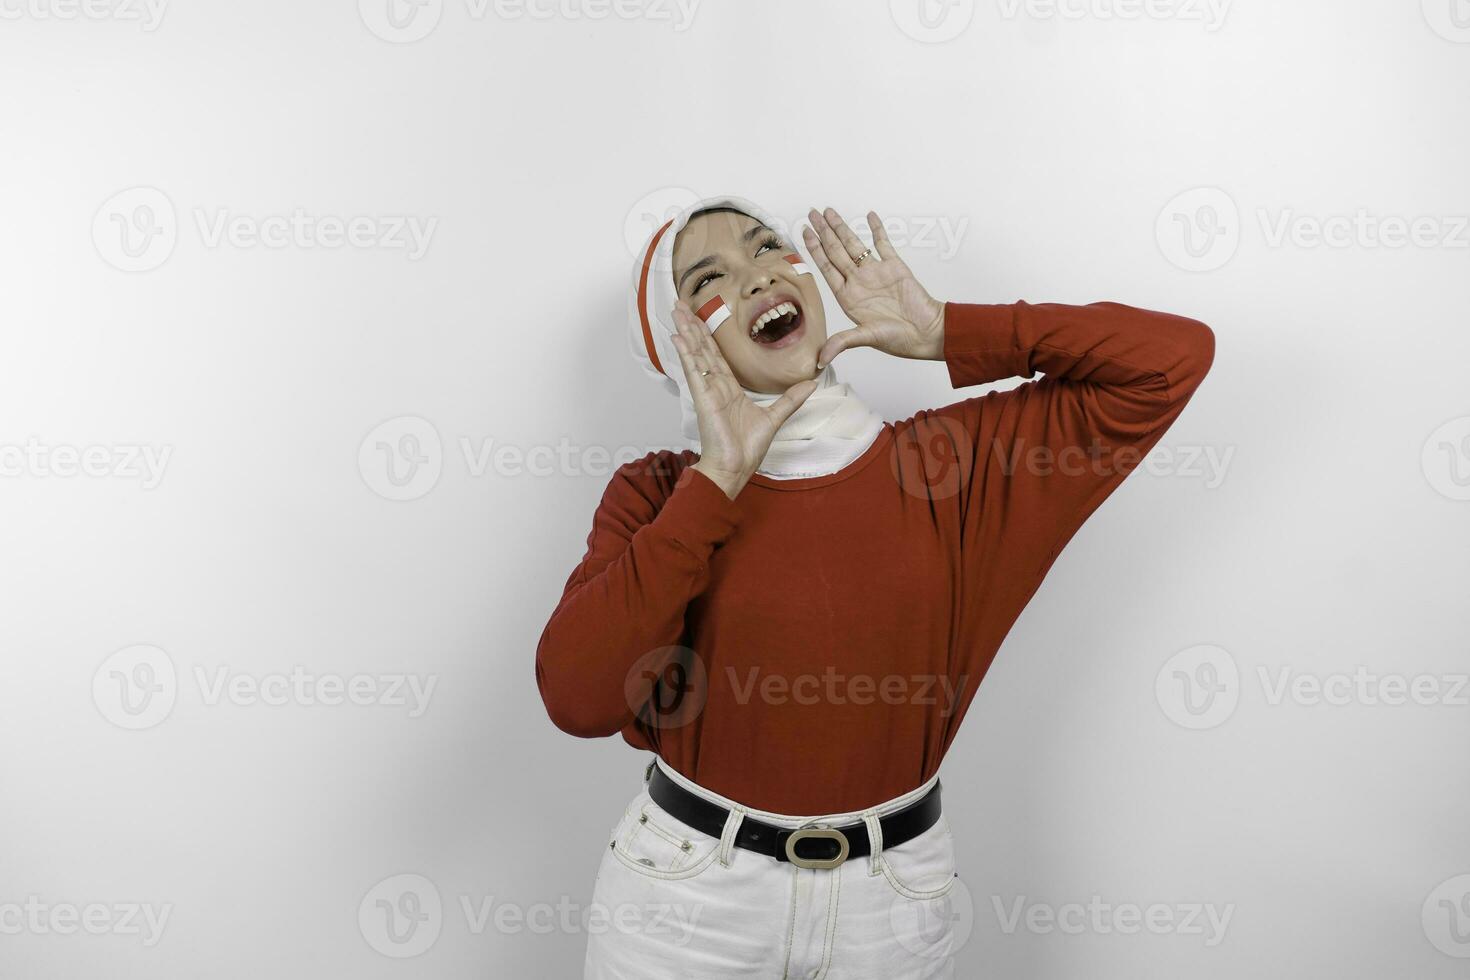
[535,195,1214,977]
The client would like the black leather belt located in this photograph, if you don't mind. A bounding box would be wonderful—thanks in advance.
[644,760,942,870]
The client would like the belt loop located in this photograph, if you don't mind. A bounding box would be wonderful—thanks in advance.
[718,807,745,868]
[863,811,884,876]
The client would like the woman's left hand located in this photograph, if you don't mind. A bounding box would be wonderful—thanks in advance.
[804,207,947,370]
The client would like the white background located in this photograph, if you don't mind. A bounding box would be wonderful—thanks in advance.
[2,0,1468,976]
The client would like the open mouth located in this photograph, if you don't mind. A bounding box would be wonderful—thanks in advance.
[748,299,805,350]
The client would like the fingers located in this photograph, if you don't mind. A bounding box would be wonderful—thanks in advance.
[669,316,711,397]
[867,211,899,262]
[822,207,871,264]
[672,303,726,398]
[802,223,846,294]
[673,302,735,385]
[764,378,819,427]
[808,208,856,278]
[816,325,877,371]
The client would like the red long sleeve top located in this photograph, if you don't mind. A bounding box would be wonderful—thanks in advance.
[536,300,1215,815]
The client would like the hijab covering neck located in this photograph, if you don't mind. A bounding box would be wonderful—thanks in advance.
[628,194,885,481]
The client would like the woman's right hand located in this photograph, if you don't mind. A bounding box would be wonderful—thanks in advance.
[670,301,817,500]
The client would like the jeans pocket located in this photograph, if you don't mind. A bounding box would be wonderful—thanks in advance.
[877,812,958,901]
[609,789,722,881]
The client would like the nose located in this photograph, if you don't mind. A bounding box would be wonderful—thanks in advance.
[736,264,779,298]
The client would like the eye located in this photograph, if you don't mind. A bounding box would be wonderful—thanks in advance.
[755,232,784,256]
[691,270,721,294]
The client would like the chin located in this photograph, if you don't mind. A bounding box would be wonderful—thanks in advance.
[775,358,820,390]
[747,365,808,394]
[739,342,822,393]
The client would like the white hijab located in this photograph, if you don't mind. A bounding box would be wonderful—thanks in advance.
[627,194,885,480]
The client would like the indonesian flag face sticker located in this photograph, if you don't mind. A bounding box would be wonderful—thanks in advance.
[695,295,731,332]
[784,252,812,276]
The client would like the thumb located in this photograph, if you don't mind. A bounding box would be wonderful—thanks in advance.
[816,326,877,371]
[764,378,819,428]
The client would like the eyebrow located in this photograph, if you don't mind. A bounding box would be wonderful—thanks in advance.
[675,223,775,294]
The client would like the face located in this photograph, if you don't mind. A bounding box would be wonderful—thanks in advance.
[670,210,825,394]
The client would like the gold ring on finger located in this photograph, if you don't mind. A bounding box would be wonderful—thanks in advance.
[854,248,873,265]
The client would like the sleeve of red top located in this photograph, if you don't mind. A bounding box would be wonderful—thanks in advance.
[534,461,741,738]
[928,301,1214,718]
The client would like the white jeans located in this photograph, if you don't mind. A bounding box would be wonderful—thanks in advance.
[583,757,960,979]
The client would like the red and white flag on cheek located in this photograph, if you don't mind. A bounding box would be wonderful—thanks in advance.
[784,252,812,276]
[695,296,731,332]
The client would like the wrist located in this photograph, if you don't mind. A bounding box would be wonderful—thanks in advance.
[691,459,748,501]
[921,299,946,360]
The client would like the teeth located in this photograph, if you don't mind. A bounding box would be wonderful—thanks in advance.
[749,301,798,338]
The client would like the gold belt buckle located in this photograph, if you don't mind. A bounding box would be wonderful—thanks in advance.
[784,824,850,870]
